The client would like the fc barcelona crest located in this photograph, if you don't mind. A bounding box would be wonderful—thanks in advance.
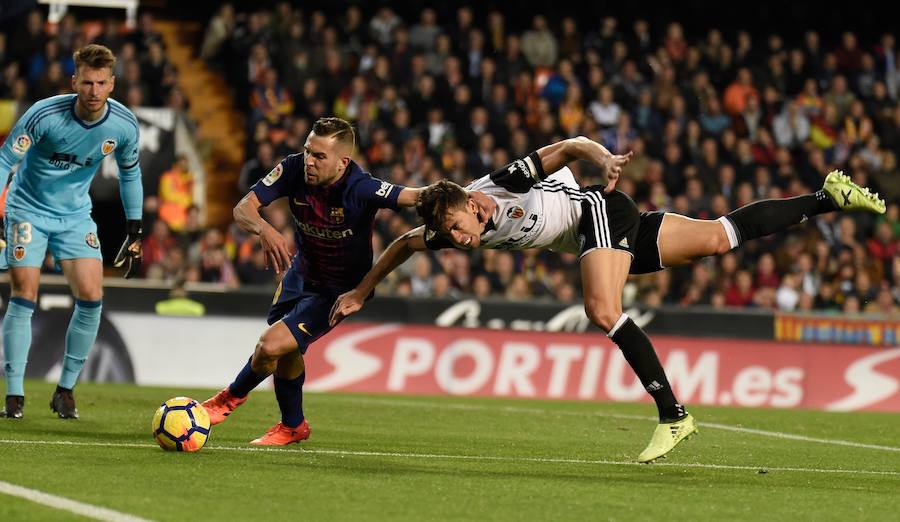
[330,207,345,224]
[101,139,117,155]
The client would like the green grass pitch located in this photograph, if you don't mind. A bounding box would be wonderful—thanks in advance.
[1,379,898,521]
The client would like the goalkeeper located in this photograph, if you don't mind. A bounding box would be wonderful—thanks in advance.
[0,44,143,420]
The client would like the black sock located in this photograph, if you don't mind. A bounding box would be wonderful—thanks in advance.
[274,372,305,428]
[725,191,836,245]
[228,357,269,398]
[609,315,684,422]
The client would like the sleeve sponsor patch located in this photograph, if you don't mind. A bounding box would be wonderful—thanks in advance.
[262,163,283,186]
[489,156,539,193]
[11,134,31,156]
[375,181,394,198]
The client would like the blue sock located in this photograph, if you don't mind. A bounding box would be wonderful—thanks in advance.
[2,298,35,397]
[228,357,269,398]
[274,372,305,428]
[59,299,102,390]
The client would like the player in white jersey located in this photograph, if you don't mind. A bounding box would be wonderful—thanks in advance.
[330,136,885,462]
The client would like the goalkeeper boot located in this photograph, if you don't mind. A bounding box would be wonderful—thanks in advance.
[823,170,886,214]
[202,387,248,425]
[1,395,24,419]
[249,420,311,446]
[50,387,79,419]
[637,413,698,463]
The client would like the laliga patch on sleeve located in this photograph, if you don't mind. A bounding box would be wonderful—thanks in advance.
[11,134,31,156]
[262,163,283,186]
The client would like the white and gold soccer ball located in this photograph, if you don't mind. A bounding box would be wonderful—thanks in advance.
[151,397,211,452]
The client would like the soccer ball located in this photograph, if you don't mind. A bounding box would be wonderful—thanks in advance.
[151,397,211,452]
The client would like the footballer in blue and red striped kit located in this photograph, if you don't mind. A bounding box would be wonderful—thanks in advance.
[202,117,422,445]
[255,150,400,300]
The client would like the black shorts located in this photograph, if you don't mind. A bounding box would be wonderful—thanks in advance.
[578,186,666,275]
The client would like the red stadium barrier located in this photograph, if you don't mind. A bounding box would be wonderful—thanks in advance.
[305,323,900,412]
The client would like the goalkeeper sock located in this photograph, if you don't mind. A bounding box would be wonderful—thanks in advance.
[2,298,35,397]
[59,299,102,390]
[274,371,306,428]
[228,357,269,398]
[608,314,684,422]
[721,191,836,247]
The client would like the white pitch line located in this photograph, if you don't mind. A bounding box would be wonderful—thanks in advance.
[0,438,898,477]
[0,479,155,522]
[322,395,900,453]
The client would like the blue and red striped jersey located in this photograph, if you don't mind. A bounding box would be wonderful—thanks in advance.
[252,153,404,292]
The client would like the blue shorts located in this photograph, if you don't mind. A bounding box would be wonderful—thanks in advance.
[2,207,102,268]
[268,267,339,353]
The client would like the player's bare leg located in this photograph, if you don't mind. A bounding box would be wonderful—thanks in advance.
[1,266,40,419]
[658,171,885,268]
[7,266,40,302]
[250,350,311,446]
[50,258,104,419]
[581,248,696,462]
[202,321,297,425]
[250,321,297,375]
[657,214,732,267]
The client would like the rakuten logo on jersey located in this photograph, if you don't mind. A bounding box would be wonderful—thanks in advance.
[303,324,900,411]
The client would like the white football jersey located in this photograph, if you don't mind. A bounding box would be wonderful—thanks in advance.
[425,153,585,253]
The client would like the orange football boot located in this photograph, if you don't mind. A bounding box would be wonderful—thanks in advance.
[201,388,248,425]
[249,420,311,446]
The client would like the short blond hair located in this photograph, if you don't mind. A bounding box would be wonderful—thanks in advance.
[73,44,116,72]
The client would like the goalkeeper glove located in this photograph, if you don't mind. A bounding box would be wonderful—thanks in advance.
[114,219,143,279]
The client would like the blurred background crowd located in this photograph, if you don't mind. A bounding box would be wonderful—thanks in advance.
[1,3,898,316]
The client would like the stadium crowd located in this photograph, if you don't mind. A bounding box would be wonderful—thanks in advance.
[0,10,183,117]
[2,5,899,316]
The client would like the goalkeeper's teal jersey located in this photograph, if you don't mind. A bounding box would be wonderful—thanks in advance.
[0,94,143,219]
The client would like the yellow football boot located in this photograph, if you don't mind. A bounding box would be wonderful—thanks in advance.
[823,170,886,214]
[637,413,698,463]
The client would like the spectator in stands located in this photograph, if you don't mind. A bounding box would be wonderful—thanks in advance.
[251,67,294,125]
[140,41,171,105]
[773,101,811,148]
[369,7,400,49]
[725,270,755,307]
[866,288,899,316]
[238,141,274,195]
[521,15,557,68]
[724,68,759,117]
[134,4,899,311]
[410,253,434,296]
[201,3,235,65]
[236,242,274,286]
[158,156,194,232]
[143,220,177,278]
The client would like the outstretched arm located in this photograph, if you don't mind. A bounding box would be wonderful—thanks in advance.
[396,187,424,207]
[536,136,632,192]
[329,225,428,325]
